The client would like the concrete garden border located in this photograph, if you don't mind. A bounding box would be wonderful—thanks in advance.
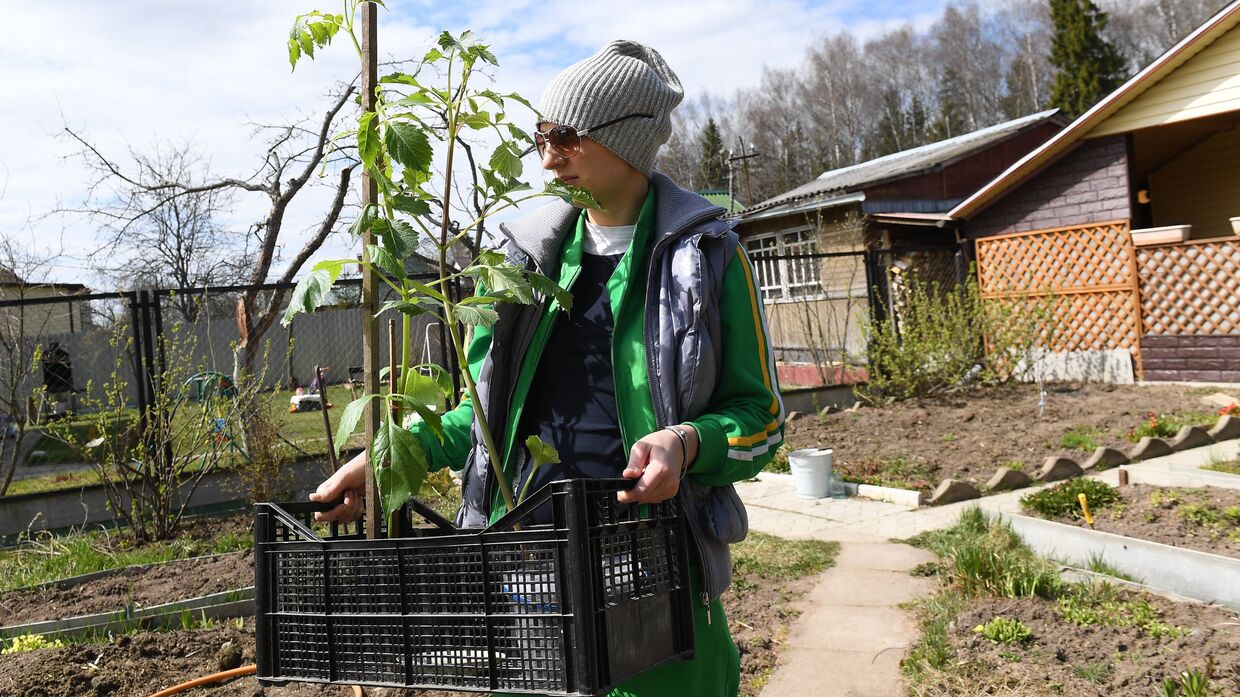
[1,552,254,640]
[0,587,254,641]
[996,511,1240,611]
[758,471,921,507]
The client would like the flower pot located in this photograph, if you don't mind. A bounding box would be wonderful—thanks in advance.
[1230,217,1240,236]
[1130,224,1191,246]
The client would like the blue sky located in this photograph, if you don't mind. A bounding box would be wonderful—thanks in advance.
[0,0,950,285]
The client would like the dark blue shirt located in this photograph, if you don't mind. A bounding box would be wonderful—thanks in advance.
[515,251,627,501]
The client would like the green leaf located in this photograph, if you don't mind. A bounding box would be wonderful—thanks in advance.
[385,122,432,173]
[545,179,605,210]
[524,435,560,468]
[333,395,375,457]
[472,45,499,67]
[488,141,522,180]
[281,265,342,326]
[423,47,444,64]
[380,71,422,87]
[527,271,574,312]
[287,38,301,70]
[358,111,380,173]
[374,416,428,520]
[391,219,421,257]
[504,92,536,112]
[461,112,491,130]
[452,304,499,328]
[391,196,431,217]
[368,244,405,280]
[412,363,455,402]
[348,204,377,238]
[376,298,435,318]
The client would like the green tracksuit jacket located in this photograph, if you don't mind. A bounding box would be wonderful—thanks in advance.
[411,182,784,696]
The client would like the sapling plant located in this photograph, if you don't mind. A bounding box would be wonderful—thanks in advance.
[281,2,599,523]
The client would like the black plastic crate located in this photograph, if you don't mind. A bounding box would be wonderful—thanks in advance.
[254,479,695,696]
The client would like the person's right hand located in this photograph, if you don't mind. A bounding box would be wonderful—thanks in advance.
[310,451,368,523]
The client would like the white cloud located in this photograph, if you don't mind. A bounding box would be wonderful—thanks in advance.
[1,0,947,285]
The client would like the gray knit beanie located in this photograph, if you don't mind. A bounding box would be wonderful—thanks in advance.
[538,40,684,175]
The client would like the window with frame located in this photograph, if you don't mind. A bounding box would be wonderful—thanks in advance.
[744,228,823,301]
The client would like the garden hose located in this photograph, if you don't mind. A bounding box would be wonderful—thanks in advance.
[146,664,365,697]
[148,665,256,696]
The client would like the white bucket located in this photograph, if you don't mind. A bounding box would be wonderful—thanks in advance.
[788,448,834,499]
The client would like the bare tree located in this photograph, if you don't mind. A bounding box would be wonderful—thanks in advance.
[1101,0,1225,74]
[63,81,360,382]
[0,235,67,495]
[87,141,246,321]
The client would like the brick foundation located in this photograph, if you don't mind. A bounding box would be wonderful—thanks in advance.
[1141,334,1240,382]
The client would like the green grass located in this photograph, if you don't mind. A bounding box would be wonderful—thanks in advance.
[1124,409,1216,443]
[1202,459,1240,475]
[1084,553,1138,583]
[731,532,838,592]
[1020,478,1120,520]
[1072,660,1113,684]
[0,517,252,593]
[4,468,104,496]
[1059,426,1101,452]
[904,507,1189,693]
[837,454,934,491]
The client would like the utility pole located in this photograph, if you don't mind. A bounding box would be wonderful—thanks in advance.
[360,2,382,538]
[727,139,760,215]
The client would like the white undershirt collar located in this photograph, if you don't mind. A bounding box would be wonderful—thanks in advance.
[583,217,635,256]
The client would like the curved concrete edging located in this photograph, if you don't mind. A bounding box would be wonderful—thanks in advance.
[994,512,1240,611]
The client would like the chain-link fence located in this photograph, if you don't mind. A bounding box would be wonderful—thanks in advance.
[0,278,455,490]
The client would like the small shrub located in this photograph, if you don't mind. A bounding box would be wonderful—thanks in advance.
[973,616,1031,644]
[1072,660,1112,684]
[1160,668,1213,697]
[1021,478,1120,520]
[2,634,65,654]
[1126,410,1214,442]
[1057,582,1183,638]
[1178,503,1221,528]
[1151,489,1184,508]
[1059,426,1100,452]
[766,447,790,474]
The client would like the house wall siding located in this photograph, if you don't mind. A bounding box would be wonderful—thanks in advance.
[967,136,1132,238]
[1141,334,1240,382]
[1149,125,1240,238]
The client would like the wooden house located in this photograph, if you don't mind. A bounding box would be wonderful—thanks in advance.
[733,110,1065,385]
[953,1,1240,383]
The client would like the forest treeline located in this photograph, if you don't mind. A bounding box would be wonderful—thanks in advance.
[657,0,1227,205]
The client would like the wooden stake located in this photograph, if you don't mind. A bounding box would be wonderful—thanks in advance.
[360,1,381,539]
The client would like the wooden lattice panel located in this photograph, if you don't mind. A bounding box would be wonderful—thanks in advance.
[976,221,1134,293]
[974,221,1141,370]
[1137,238,1240,336]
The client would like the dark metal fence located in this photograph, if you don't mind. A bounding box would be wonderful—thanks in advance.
[0,277,457,478]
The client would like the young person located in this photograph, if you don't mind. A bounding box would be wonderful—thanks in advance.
[312,39,784,697]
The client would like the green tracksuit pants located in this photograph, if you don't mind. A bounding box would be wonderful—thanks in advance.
[495,560,740,697]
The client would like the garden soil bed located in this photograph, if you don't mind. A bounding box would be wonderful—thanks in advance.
[784,383,1218,496]
[945,591,1240,695]
[1043,484,1240,559]
[0,549,253,627]
[0,569,811,697]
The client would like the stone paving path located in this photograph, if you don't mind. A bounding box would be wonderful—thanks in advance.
[739,473,1031,697]
[742,439,1240,697]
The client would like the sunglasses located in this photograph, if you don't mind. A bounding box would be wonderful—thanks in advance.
[528,113,654,159]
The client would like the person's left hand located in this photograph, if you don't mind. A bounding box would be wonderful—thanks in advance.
[617,428,686,504]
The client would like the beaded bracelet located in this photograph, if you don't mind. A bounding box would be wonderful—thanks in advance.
[664,425,691,480]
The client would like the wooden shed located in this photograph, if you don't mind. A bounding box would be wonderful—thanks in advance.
[953,1,1240,383]
[733,110,1065,385]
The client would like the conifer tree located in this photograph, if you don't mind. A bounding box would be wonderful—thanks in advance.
[1048,0,1128,118]
[698,117,727,190]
